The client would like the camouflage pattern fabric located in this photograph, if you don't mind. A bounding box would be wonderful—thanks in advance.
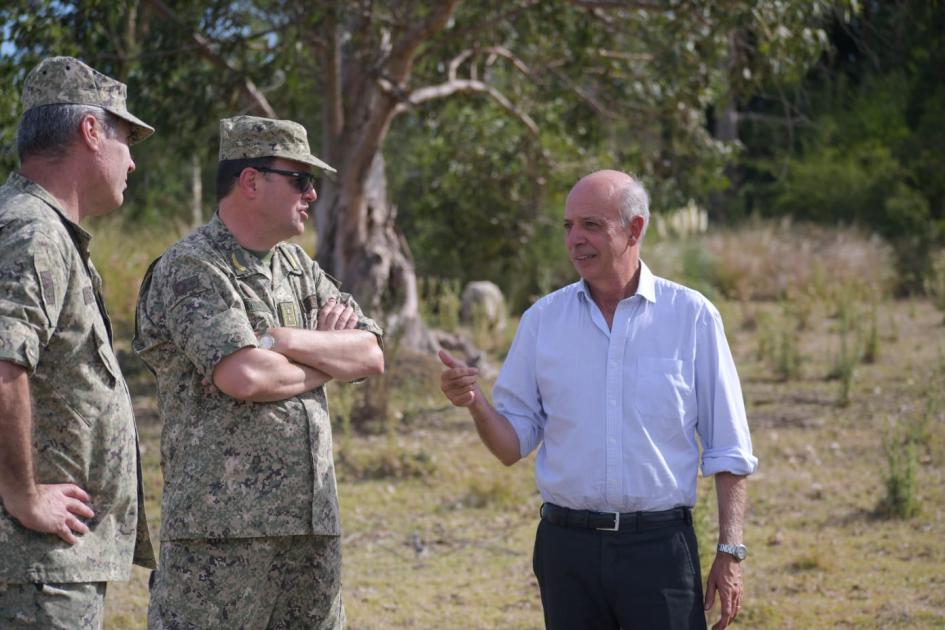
[134,213,382,540]
[219,115,335,172]
[21,56,154,143]
[0,173,154,582]
[148,536,345,630]
[0,580,106,629]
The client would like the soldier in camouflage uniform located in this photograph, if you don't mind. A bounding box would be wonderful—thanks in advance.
[0,57,156,629]
[135,115,385,629]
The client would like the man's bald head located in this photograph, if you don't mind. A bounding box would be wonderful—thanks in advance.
[568,170,650,235]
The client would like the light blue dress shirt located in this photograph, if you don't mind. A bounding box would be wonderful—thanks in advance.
[494,261,758,513]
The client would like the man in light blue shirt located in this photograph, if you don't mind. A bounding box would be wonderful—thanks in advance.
[440,169,757,630]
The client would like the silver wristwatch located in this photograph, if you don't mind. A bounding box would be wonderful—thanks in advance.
[717,543,748,562]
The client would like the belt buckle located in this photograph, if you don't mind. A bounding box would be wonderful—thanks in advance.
[596,511,620,531]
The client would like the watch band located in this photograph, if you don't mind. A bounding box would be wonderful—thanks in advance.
[717,543,748,561]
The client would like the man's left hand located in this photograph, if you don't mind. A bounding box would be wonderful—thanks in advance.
[317,298,357,330]
[704,552,742,629]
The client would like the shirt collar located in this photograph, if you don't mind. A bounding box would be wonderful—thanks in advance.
[8,172,94,255]
[576,259,657,304]
[205,212,272,278]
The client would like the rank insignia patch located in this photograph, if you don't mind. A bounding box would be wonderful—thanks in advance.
[279,302,300,327]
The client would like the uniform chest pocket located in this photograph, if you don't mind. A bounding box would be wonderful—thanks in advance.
[54,325,118,428]
[633,357,693,420]
[241,297,275,333]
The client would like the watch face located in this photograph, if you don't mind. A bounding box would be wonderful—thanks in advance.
[719,543,748,561]
[259,334,275,350]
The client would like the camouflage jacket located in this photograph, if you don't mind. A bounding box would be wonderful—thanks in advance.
[0,173,154,582]
[134,214,382,540]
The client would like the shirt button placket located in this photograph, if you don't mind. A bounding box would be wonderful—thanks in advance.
[604,308,625,505]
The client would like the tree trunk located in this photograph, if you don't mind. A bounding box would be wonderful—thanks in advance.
[312,1,463,351]
[316,152,432,350]
[191,153,203,227]
[709,29,743,223]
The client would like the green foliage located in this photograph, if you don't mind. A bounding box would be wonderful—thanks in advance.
[418,277,462,332]
[738,1,945,293]
[862,302,880,364]
[755,304,803,381]
[775,307,803,381]
[880,428,920,520]
[926,250,945,323]
[828,325,858,408]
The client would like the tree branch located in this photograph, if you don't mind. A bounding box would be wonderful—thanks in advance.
[143,0,276,117]
[386,1,461,84]
[569,0,667,11]
[389,78,539,135]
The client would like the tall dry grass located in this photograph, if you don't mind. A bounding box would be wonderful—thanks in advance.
[87,216,191,339]
[647,218,896,303]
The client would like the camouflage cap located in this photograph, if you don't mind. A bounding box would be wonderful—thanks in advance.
[219,116,336,173]
[21,56,155,144]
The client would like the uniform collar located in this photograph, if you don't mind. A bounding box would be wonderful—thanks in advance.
[8,171,94,255]
[205,212,273,279]
[576,259,657,305]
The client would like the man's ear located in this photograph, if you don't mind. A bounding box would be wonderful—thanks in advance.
[629,215,645,244]
[78,114,105,151]
[237,168,259,198]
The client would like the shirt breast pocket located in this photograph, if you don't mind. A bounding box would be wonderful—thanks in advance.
[241,297,275,333]
[54,324,118,428]
[633,357,693,421]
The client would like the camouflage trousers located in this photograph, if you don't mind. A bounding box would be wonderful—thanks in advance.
[0,581,105,629]
[148,535,345,630]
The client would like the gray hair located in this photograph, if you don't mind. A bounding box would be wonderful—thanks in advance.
[616,177,650,238]
[16,104,117,161]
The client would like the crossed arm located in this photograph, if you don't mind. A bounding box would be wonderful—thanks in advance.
[0,360,95,544]
[212,298,384,403]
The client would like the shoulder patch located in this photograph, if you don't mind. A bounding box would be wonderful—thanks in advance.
[83,286,95,305]
[39,270,56,306]
[173,275,204,299]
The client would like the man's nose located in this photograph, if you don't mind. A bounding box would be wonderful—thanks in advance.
[566,228,584,248]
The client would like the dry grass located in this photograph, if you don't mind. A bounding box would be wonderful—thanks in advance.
[95,221,945,628]
[104,296,945,630]
[647,218,895,303]
[87,216,191,338]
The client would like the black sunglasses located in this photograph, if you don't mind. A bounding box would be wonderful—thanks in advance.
[251,166,317,193]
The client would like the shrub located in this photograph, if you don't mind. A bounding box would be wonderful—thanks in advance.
[879,434,920,520]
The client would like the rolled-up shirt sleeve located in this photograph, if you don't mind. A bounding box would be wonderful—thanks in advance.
[695,303,759,476]
[493,307,546,458]
[0,228,67,372]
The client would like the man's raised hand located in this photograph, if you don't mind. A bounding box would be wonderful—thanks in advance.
[438,349,481,407]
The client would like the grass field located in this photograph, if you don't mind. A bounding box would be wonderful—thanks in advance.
[101,292,945,629]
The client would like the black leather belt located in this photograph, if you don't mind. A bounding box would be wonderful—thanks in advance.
[540,502,692,532]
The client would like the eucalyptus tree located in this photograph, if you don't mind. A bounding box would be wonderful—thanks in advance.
[1,0,847,347]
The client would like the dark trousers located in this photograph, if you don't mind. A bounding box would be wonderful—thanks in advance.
[532,516,707,630]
